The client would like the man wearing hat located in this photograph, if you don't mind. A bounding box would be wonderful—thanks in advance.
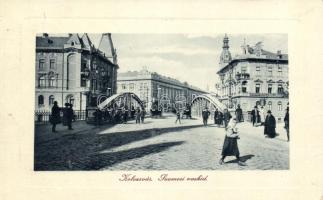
[251,106,260,126]
[264,110,276,138]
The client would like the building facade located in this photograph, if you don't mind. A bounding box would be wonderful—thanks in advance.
[35,33,118,111]
[216,35,289,120]
[117,69,206,111]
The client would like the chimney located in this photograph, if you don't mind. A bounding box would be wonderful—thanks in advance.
[68,33,73,37]
[43,33,49,37]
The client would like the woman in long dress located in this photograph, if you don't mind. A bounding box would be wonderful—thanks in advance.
[219,117,246,166]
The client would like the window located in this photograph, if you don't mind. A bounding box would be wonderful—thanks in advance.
[66,95,74,105]
[81,62,87,72]
[81,74,87,87]
[39,76,46,87]
[278,84,284,94]
[38,95,44,106]
[268,65,273,76]
[268,84,272,94]
[256,66,260,75]
[129,83,134,90]
[122,84,126,90]
[49,95,55,106]
[278,65,282,75]
[242,81,247,93]
[255,83,260,93]
[278,101,282,111]
[241,66,247,74]
[49,76,56,87]
[39,59,45,70]
[268,101,272,110]
[50,59,55,69]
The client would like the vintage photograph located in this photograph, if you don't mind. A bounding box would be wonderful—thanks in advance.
[34,33,289,170]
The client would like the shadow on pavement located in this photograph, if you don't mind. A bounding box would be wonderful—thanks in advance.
[225,154,255,163]
[34,123,202,170]
[82,141,184,170]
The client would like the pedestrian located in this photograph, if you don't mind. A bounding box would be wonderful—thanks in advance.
[130,105,135,119]
[217,112,224,127]
[202,107,210,126]
[175,109,181,124]
[62,103,69,127]
[140,108,146,123]
[284,107,289,142]
[67,103,74,130]
[219,117,246,166]
[50,101,61,132]
[214,108,219,125]
[264,110,276,138]
[223,108,232,128]
[235,104,243,122]
[123,107,128,124]
[135,107,141,124]
[251,106,260,126]
[258,106,266,126]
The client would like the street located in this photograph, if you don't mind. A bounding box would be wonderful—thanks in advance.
[34,114,289,170]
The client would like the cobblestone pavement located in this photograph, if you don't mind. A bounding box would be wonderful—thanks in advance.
[34,114,289,170]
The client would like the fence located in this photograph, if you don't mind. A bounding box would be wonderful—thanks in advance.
[35,110,87,124]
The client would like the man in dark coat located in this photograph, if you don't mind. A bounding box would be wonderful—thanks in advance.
[251,106,260,126]
[67,104,74,130]
[214,108,219,125]
[284,107,289,141]
[264,110,276,138]
[235,104,243,122]
[223,108,232,128]
[50,101,61,132]
[202,107,210,126]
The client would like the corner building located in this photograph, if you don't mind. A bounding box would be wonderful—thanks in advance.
[35,33,118,111]
[217,35,289,121]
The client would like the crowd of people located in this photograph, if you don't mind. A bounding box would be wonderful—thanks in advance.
[92,105,146,125]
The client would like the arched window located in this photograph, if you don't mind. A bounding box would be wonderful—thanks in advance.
[49,76,56,87]
[268,101,272,110]
[38,95,44,106]
[39,76,46,87]
[49,95,55,106]
[278,101,282,111]
[66,95,74,106]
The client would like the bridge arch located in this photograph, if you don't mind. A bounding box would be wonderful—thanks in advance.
[97,92,145,111]
[191,93,227,118]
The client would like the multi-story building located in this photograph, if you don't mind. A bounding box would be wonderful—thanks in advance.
[117,69,206,111]
[35,33,118,111]
[216,34,289,120]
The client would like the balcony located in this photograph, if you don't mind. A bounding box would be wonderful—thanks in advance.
[235,73,250,81]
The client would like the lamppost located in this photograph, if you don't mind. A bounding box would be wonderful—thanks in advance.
[157,87,161,110]
[228,68,234,109]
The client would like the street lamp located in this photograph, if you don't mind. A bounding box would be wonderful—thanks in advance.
[157,87,161,109]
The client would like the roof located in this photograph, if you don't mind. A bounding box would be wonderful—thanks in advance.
[36,36,69,49]
[218,47,288,74]
[118,70,206,93]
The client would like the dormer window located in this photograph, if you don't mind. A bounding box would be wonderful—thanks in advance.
[71,42,75,46]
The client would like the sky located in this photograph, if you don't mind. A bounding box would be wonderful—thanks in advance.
[45,33,288,91]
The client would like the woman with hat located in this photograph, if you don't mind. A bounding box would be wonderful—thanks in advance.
[264,110,276,138]
[219,117,246,166]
